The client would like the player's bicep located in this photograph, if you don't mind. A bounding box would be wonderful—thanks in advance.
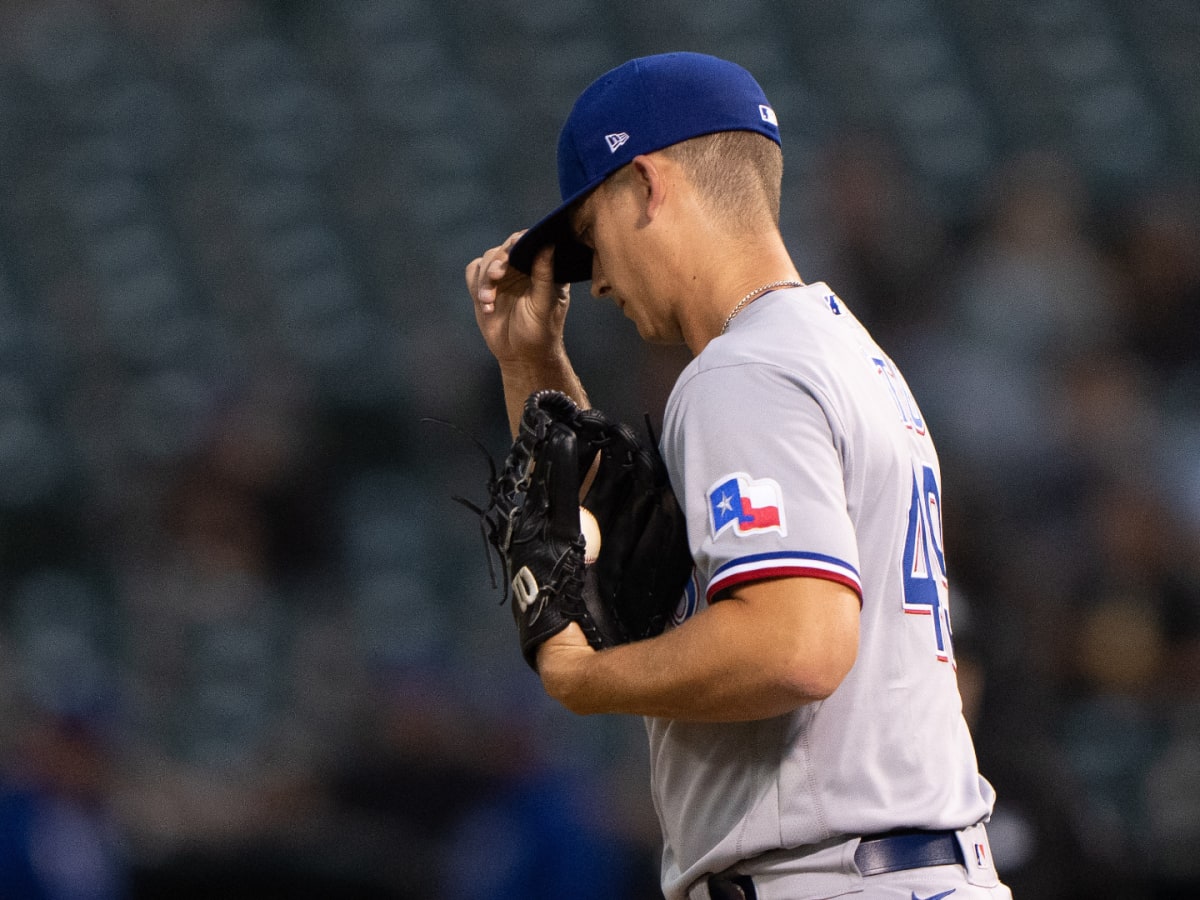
[725,575,860,700]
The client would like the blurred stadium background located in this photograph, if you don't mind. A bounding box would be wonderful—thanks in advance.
[0,0,1197,898]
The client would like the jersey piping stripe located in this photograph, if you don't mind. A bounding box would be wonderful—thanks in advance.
[712,550,860,577]
[706,551,862,602]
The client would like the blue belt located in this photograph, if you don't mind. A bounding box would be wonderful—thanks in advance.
[854,829,964,876]
[707,829,965,899]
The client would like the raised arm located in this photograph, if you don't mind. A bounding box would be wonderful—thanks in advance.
[465,233,588,436]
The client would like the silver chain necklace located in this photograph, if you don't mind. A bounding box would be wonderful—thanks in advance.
[720,279,805,334]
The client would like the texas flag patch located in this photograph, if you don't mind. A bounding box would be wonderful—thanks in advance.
[708,473,787,538]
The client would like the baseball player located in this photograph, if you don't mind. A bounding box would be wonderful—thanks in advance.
[466,53,1012,900]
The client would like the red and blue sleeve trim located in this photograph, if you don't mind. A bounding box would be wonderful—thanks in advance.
[706,551,863,603]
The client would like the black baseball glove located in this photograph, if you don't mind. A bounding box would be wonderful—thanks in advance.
[472,390,693,670]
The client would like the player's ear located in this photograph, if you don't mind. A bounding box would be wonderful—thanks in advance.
[629,154,668,222]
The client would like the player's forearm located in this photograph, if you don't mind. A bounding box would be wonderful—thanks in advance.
[542,608,825,721]
[499,354,589,437]
[539,583,859,721]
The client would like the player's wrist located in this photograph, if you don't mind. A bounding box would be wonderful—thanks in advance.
[495,344,573,376]
[536,628,598,713]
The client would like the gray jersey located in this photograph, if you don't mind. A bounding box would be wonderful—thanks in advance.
[651,283,995,898]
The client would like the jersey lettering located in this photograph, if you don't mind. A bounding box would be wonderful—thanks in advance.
[902,465,954,663]
[872,355,926,435]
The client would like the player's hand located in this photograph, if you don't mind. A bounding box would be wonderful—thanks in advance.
[465,232,571,367]
[534,622,596,705]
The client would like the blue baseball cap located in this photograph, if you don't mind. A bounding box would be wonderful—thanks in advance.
[509,52,781,283]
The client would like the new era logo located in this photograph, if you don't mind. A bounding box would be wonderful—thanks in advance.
[759,104,778,126]
[605,132,630,153]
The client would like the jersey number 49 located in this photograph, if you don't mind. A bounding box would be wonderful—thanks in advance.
[902,465,955,665]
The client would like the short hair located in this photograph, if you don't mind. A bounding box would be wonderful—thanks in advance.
[661,130,783,232]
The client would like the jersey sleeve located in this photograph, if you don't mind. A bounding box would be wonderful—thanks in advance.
[664,361,862,604]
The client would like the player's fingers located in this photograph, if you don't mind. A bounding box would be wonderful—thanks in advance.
[465,255,498,315]
[530,245,570,304]
[470,244,512,311]
[485,252,510,284]
[529,246,571,331]
[484,258,530,307]
[469,232,536,313]
[465,255,482,295]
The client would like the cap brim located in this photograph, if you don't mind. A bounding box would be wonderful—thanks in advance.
[508,185,599,284]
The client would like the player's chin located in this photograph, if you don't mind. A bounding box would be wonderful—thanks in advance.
[632,317,682,346]
[620,305,654,336]
[617,302,644,330]
[619,301,673,344]
[631,318,666,343]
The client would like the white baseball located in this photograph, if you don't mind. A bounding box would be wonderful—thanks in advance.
[579,506,602,563]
